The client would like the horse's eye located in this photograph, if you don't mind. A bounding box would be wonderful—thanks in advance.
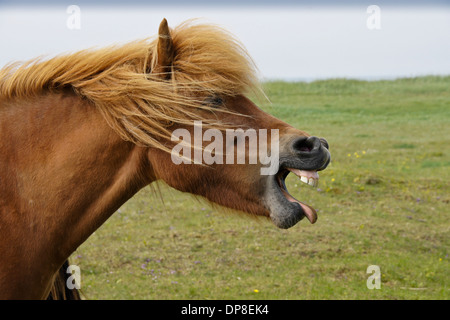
[205,96,223,108]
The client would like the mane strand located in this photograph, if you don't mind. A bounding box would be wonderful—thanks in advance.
[0,20,263,152]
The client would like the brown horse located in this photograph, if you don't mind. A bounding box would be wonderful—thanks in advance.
[0,19,330,299]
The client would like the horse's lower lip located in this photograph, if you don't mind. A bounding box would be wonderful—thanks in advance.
[264,169,317,229]
[275,169,317,224]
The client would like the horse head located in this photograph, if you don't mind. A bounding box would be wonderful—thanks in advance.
[147,19,331,229]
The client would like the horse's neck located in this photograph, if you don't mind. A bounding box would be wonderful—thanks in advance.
[0,92,150,293]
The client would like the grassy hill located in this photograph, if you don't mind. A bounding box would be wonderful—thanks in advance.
[72,76,450,299]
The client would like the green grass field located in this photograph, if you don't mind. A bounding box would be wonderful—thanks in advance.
[71,76,449,300]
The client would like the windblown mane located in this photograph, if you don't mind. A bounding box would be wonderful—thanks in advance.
[0,21,261,152]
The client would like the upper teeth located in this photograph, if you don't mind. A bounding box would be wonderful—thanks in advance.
[289,168,319,188]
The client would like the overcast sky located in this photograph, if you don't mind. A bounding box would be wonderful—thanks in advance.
[0,1,449,81]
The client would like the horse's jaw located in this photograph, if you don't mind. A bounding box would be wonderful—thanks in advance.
[264,174,315,229]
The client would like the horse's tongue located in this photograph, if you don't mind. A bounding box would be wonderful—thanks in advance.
[280,188,318,224]
[297,201,317,224]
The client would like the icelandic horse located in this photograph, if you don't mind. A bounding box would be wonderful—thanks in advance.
[0,19,330,299]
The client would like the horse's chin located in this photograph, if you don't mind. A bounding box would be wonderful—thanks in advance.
[264,167,321,229]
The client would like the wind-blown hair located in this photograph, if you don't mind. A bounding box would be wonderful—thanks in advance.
[0,21,262,152]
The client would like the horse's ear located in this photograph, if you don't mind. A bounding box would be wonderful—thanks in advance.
[151,18,174,79]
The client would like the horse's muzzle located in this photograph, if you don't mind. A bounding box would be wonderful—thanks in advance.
[264,135,331,229]
[283,136,331,172]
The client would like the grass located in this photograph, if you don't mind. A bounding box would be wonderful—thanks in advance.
[71,76,450,300]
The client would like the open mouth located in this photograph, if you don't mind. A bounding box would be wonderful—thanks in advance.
[264,135,330,229]
[275,167,319,224]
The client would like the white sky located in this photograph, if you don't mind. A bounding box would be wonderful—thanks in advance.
[0,5,449,80]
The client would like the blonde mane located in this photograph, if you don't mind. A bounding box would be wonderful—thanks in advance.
[0,21,262,152]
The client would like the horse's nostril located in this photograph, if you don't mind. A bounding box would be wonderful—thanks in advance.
[292,136,321,154]
[299,146,312,152]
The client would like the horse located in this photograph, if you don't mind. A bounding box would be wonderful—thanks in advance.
[0,19,330,299]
